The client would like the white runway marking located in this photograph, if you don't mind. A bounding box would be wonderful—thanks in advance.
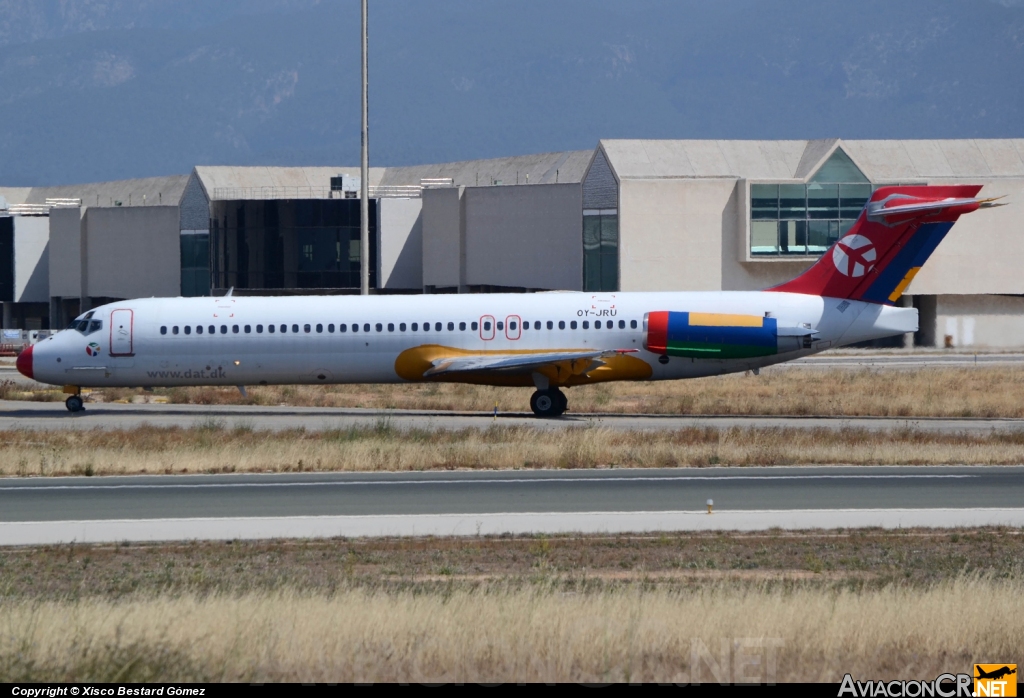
[2,508,1022,545]
[0,473,975,492]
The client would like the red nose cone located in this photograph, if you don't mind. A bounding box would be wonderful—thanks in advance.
[15,344,33,379]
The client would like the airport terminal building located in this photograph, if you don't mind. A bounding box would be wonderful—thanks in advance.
[2,138,1023,349]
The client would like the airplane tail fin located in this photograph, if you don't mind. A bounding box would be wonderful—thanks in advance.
[769,185,1003,304]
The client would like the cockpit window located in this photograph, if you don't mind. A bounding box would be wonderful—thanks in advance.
[68,318,103,336]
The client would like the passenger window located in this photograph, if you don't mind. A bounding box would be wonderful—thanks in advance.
[618,320,625,329]
[280,324,287,333]
[328,324,334,333]
[459,322,466,331]
[547,321,553,330]
[268,324,275,333]
[244,325,251,333]
[340,324,347,332]
[376,323,383,332]
[197,326,204,335]
[292,324,299,333]
[558,321,565,330]
[256,325,263,333]
[304,324,311,333]
[521,321,528,331]
[160,326,167,335]
[172,326,179,335]
[232,325,239,334]
[630,320,638,329]
[484,321,491,331]
[388,323,394,332]
[447,321,454,331]
[411,323,418,331]
[571,321,578,330]
[472,321,478,331]
[435,322,442,332]
[497,321,504,331]
[582,321,589,329]
[352,323,359,333]
[316,324,323,333]
[534,321,541,330]
[185,326,192,335]
[400,323,406,331]
[509,321,517,330]
[364,324,370,332]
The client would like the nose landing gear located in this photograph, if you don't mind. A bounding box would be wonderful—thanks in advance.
[63,386,85,413]
[530,388,567,417]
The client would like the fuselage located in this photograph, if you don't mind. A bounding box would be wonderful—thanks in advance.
[22,291,915,389]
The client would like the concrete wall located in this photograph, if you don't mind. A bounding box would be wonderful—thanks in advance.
[84,206,180,299]
[619,178,808,292]
[13,216,49,302]
[934,294,1024,349]
[421,187,464,289]
[907,179,1024,296]
[463,183,582,291]
[377,197,423,290]
[47,207,83,298]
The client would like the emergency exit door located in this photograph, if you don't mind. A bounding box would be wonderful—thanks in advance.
[110,309,134,356]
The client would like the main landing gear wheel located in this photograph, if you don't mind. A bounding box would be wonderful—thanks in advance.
[530,388,567,418]
[65,395,85,413]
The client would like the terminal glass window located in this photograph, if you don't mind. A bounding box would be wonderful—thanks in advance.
[750,149,871,257]
[209,199,376,292]
[583,210,618,291]
[180,233,210,297]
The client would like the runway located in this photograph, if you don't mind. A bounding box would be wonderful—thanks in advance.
[2,398,1024,433]
[1,466,1021,544]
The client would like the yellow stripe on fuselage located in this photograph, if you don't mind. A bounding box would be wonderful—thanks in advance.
[688,312,764,328]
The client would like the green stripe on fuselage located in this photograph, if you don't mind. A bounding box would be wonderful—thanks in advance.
[665,341,777,359]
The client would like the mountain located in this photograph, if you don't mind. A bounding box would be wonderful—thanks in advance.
[0,0,1021,185]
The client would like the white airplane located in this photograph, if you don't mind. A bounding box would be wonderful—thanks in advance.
[16,185,1000,416]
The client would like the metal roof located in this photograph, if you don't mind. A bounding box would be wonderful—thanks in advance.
[600,139,1024,182]
[379,151,593,187]
[193,166,387,200]
[23,176,189,207]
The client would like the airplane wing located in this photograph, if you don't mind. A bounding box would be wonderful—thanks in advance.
[423,349,636,376]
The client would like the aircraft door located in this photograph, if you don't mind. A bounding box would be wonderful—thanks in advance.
[505,315,521,340]
[480,315,495,340]
[110,309,134,356]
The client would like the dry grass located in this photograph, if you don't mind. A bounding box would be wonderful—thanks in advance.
[4,530,1020,682]
[2,577,1020,682]
[3,423,1024,476]
[8,366,1024,417]
[4,529,1020,599]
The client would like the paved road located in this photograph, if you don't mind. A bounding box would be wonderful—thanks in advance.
[1,398,1022,433]
[1,466,1021,544]
[1,465,1020,522]
[785,352,1024,369]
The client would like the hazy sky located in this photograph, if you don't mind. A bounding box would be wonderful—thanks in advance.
[1,0,1021,184]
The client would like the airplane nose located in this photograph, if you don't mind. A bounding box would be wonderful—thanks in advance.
[15,344,33,379]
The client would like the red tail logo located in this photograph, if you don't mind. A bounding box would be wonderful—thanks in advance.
[832,235,876,278]
[770,185,1002,304]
